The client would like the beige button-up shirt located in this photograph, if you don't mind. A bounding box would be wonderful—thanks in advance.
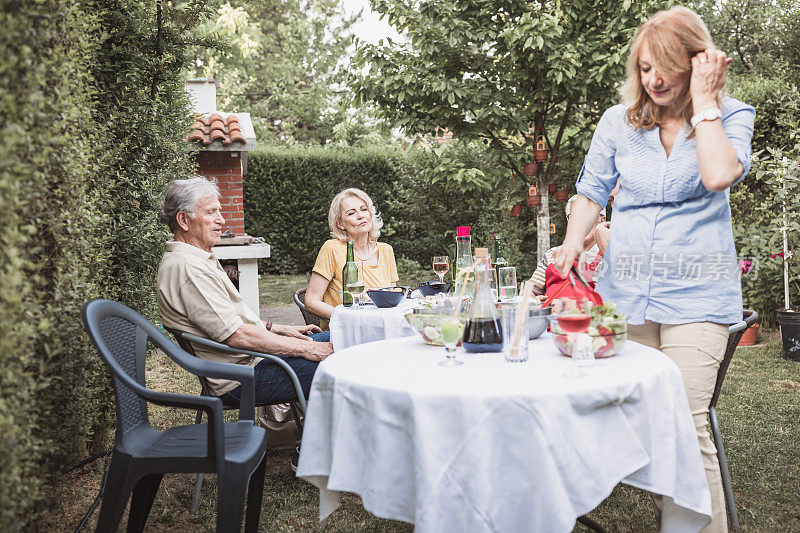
[157,240,261,395]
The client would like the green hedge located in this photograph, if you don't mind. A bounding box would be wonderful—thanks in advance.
[244,144,544,279]
[0,0,198,525]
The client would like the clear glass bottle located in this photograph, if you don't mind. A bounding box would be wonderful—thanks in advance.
[455,226,474,297]
[342,241,357,306]
[462,247,503,353]
[491,233,509,302]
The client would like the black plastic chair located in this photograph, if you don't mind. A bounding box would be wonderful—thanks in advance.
[167,328,307,511]
[712,309,758,530]
[293,287,323,328]
[82,299,267,532]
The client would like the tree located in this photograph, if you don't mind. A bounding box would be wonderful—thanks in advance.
[693,0,800,80]
[352,0,668,258]
[191,0,358,144]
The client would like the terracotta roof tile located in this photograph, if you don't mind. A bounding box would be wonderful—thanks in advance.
[189,114,247,146]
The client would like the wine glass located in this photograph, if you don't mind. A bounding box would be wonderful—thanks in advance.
[432,256,450,284]
[346,279,366,310]
[555,298,593,377]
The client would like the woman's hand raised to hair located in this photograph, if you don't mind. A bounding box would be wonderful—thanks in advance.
[690,48,731,110]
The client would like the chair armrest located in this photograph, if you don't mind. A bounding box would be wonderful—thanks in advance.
[124,379,226,460]
[729,309,759,335]
[182,332,307,414]
[159,335,257,420]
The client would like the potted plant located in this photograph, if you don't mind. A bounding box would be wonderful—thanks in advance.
[548,182,557,194]
[554,187,569,202]
[508,203,524,217]
[526,185,541,207]
[768,148,800,360]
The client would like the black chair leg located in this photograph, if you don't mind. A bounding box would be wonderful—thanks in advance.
[127,474,163,533]
[710,407,739,530]
[190,409,205,512]
[244,454,267,533]
[95,452,136,533]
[216,467,249,532]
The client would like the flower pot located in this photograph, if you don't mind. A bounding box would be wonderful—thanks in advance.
[526,194,542,207]
[508,203,523,217]
[737,323,759,346]
[776,306,800,361]
[548,182,557,193]
[534,149,549,163]
[554,190,569,202]
[523,162,538,176]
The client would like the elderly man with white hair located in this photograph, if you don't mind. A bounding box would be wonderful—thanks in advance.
[157,176,332,412]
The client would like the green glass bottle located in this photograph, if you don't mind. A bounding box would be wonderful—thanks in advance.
[342,241,358,306]
[491,234,508,302]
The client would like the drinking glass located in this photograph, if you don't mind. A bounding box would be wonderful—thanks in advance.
[344,261,364,309]
[346,280,366,309]
[489,268,499,302]
[432,256,450,284]
[498,267,517,301]
[501,302,529,362]
[555,299,593,377]
[439,316,464,366]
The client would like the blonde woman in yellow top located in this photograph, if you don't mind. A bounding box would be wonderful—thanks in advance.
[305,188,399,329]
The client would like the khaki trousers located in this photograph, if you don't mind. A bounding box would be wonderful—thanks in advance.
[627,321,729,533]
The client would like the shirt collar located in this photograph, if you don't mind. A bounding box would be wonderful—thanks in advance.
[165,240,216,261]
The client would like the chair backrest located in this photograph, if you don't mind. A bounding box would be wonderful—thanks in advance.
[710,309,758,409]
[293,287,322,327]
[165,326,220,400]
[82,300,158,439]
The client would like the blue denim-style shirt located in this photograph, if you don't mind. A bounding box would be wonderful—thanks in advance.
[575,97,755,325]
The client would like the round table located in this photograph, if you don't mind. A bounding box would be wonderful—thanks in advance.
[328,299,419,351]
[297,334,712,533]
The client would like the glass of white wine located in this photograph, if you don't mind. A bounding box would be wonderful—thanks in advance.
[346,280,366,310]
[498,267,517,301]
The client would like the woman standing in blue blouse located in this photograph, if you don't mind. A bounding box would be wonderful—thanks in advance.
[555,6,754,532]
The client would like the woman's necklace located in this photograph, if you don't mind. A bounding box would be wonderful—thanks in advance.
[354,242,377,261]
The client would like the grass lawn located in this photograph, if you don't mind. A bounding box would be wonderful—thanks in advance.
[259,273,309,307]
[42,332,799,532]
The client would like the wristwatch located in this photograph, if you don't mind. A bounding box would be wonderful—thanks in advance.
[690,107,721,129]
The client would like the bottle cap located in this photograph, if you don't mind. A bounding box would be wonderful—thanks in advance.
[456,226,471,237]
[475,247,489,257]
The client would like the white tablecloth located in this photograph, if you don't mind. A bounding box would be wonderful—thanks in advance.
[297,334,712,533]
[329,299,418,352]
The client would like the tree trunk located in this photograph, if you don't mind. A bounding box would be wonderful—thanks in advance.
[536,173,550,262]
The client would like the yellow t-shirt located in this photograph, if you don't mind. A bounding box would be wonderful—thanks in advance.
[312,239,399,324]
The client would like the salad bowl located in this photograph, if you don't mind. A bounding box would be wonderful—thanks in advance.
[550,303,627,358]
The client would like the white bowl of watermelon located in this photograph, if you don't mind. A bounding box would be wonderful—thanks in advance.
[550,303,627,358]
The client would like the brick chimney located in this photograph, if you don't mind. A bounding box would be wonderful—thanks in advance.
[186,79,256,235]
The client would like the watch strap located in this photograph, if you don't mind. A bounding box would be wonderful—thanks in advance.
[690,107,721,129]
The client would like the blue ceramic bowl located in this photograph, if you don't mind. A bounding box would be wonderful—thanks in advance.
[367,288,407,308]
[417,281,451,297]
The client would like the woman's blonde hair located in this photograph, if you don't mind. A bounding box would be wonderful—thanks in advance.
[620,6,720,131]
[328,188,383,241]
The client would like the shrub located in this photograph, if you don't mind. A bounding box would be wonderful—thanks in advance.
[244,143,544,280]
[0,0,199,525]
